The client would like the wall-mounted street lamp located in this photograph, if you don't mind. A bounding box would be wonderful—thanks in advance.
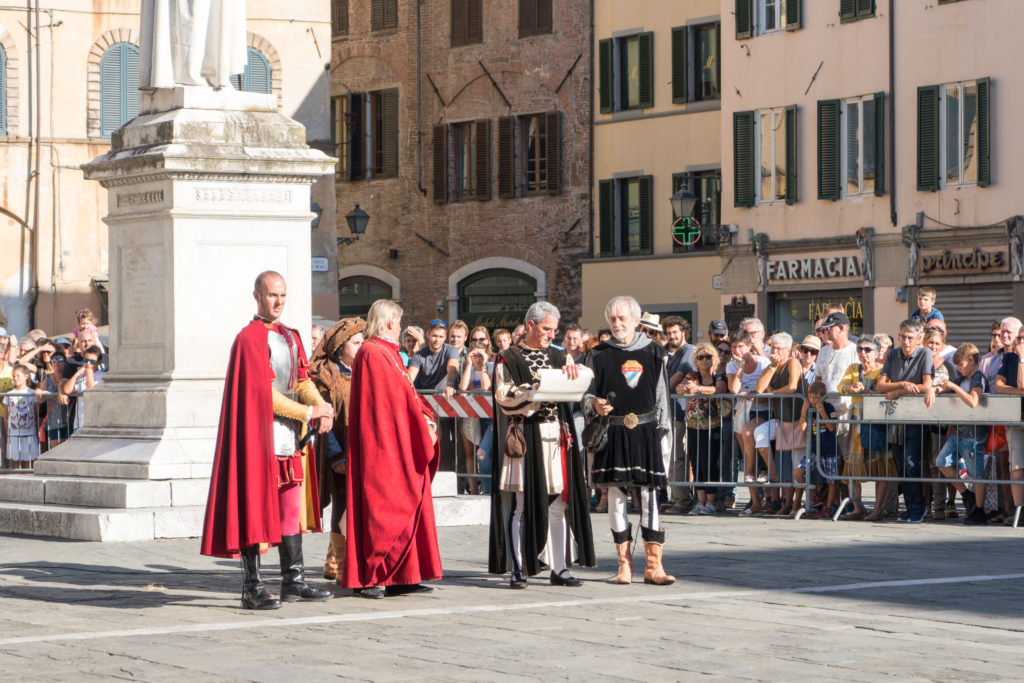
[338,204,369,246]
[669,186,698,221]
[310,201,323,230]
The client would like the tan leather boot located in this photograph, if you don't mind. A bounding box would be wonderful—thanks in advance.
[613,541,633,584]
[323,531,345,580]
[334,533,346,586]
[642,531,675,586]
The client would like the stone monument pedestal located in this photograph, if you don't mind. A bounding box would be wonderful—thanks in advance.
[0,87,333,540]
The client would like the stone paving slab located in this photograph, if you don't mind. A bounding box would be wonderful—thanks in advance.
[1,512,1023,681]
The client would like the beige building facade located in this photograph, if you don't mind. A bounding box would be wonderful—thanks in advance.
[582,0,723,337]
[721,0,1022,345]
[0,1,336,337]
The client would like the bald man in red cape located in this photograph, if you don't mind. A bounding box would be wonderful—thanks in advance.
[344,299,442,598]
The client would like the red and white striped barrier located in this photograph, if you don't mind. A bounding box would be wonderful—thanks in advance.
[423,393,493,419]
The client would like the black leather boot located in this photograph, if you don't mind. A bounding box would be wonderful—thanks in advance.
[240,545,281,610]
[279,534,332,602]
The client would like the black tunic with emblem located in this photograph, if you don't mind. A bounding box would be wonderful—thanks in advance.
[585,341,668,487]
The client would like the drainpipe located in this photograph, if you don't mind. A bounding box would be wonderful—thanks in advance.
[587,0,595,258]
[28,0,42,328]
[888,0,896,227]
[416,0,426,196]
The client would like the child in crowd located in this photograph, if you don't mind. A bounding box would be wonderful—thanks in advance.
[935,343,991,525]
[72,308,97,339]
[3,364,44,470]
[795,381,839,518]
[911,287,944,324]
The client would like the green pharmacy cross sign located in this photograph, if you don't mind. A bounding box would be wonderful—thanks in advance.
[672,216,702,246]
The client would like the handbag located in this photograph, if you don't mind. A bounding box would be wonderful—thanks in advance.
[581,416,610,453]
[505,415,527,458]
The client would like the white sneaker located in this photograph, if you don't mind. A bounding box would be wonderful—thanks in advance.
[700,503,716,515]
[688,504,702,516]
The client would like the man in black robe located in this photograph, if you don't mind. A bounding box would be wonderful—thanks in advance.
[584,295,675,586]
[488,301,595,588]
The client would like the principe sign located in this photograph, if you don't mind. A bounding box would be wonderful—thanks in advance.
[921,246,1009,275]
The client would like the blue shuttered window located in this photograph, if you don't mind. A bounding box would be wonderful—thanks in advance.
[240,48,272,94]
[0,45,7,136]
[99,42,140,138]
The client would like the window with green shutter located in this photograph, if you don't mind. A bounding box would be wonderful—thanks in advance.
[817,99,842,200]
[637,32,654,109]
[734,110,755,207]
[917,85,940,191]
[873,91,885,195]
[598,179,614,256]
[618,33,653,111]
[785,105,797,204]
[976,78,990,186]
[840,0,875,23]
[671,27,687,104]
[786,0,802,30]
[99,42,140,139]
[736,0,752,39]
[932,78,990,188]
[598,39,613,113]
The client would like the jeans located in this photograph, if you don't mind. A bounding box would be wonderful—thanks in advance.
[893,424,925,516]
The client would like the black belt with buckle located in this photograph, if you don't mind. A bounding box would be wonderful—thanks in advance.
[607,410,658,429]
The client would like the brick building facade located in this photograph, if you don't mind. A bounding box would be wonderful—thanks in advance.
[330,0,591,330]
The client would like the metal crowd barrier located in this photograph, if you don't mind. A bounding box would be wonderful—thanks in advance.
[0,390,84,472]
[419,389,495,493]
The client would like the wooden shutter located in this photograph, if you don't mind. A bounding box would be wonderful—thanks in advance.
[873,91,886,196]
[101,43,139,138]
[598,39,613,114]
[840,0,855,20]
[598,179,614,256]
[0,46,6,135]
[637,32,654,109]
[638,175,653,253]
[817,99,841,200]
[856,0,875,17]
[733,110,755,207]
[715,22,721,96]
[332,0,349,35]
[432,124,447,203]
[917,85,940,192]
[384,0,398,28]
[349,93,364,181]
[245,48,271,94]
[671,26,688,104]
[451,0,467,45]
[381,89,398,177]
[785,105,798,205]
[475,119,491,200]
[977,77,990,187]
[467,0,483,42]
[536,0,552,33]
[371,0,384,30]
[786,0,801,30]
[545,111,560,195]
[497,116,515,198]
[519,0,535,36]
[124,43,140,122]
[735,0,752,40]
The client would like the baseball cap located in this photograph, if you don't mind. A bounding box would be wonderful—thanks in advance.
[799,335,822,351]
[819,312,850,330]
[708,319,728,335]
[54,337,72,346]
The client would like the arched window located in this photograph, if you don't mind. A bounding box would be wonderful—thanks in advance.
[100,42,139,138]
[339,276,393,317]
[235,47,271,94]
[457,269,537,330]
[0,44,7,136]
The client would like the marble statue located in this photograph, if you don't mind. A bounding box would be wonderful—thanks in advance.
[140,0,247,90]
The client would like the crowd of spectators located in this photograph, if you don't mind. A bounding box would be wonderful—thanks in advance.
[0,308,106,469]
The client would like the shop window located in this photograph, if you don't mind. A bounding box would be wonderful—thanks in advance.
[519,0,552,38]
[451,0,482,46]
[338,276,392,318]
[840,0,875,23]
[492,112,560,199]
[371,0,398,30]
[597,32,653,113]
[735,0,800,39]
[99,42,140,138]
[917,79,989,191]
[771,290,863,341]
[458,269,537,330]
[335,89,399,181]
[734,107,797,206]
[332,0,349,36]
[817,93,885,199]
[597,175,652,257]
[671,23,721,105]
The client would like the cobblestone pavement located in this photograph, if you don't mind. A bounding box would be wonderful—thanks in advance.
[1,511,1024,681]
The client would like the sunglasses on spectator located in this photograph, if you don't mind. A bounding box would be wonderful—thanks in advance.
[471,337,488,342]
[430,320,446,327]
[800,347,818,355]
[857,346,876,353]
[695,354,713,361]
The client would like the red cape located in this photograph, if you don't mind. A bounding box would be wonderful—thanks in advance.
[200,319,320,558]
[343,337,442,587]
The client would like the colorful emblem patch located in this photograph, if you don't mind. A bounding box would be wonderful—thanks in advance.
[621,359,643,389]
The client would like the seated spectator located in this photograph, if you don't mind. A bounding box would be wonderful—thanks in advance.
[63,344,104,433]
[910,286,944,324]
[936,343,990,526]
[796,381,840,519]
[838,336,897,521]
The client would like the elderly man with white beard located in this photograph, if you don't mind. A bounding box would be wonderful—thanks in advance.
[583,296,675,586]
